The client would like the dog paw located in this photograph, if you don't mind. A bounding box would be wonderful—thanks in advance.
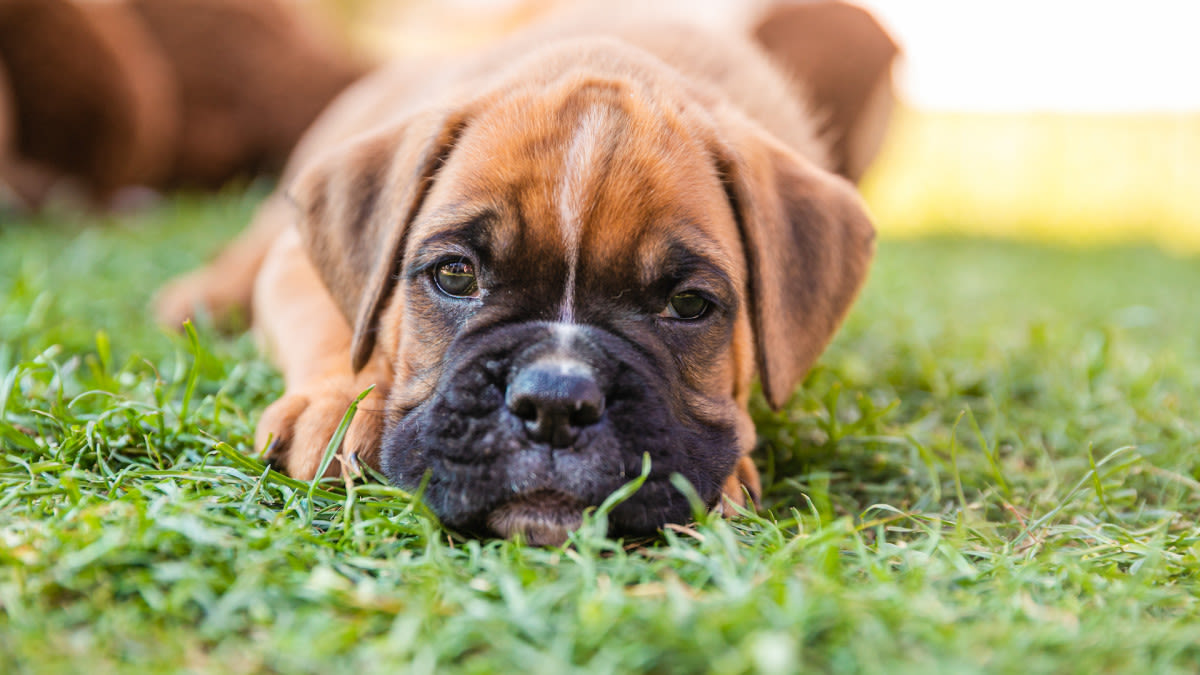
[255,378,388,480]
[718,455,761,512]
[152,267,251,330]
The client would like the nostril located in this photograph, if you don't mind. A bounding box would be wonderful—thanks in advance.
[512,397,538,422]
[569,398,603,427]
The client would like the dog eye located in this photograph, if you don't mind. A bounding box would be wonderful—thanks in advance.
[662,291,710,320]
[433,258,479,298]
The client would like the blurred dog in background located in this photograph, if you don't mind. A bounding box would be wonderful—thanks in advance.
[0,0,364,211]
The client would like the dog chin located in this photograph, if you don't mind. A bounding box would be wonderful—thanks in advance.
[485,490,586,547]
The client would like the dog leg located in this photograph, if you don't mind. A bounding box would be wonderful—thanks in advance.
[251,225,391,479]
[154,192,292,328]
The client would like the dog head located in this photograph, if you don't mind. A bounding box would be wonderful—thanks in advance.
[291,40,874,545]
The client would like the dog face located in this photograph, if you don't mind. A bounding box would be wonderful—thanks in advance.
[292,44,875,544]
[382,81,756,543]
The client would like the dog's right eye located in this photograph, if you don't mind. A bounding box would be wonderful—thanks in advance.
[433,258,479,298]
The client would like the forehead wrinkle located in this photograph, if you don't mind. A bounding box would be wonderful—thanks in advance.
[431,138,561,268]
[408,201,488,250]
[430,78,740,306]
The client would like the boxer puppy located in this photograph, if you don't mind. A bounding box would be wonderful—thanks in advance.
[157,3,897,545]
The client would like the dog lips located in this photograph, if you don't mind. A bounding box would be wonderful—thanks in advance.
[485,490,586,547]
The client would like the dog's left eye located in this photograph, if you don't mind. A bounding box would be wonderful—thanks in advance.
[433,258,479,298]
[661,291,710,320]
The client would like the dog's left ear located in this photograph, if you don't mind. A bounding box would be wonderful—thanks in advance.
[715,125,875,410]
[753,1,899,183]
[288,108,469,371]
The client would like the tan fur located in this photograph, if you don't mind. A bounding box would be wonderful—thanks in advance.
[252,226,390,477]
[157,3,896,519]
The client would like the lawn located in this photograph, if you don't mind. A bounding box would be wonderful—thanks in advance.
[3,182,1200,674]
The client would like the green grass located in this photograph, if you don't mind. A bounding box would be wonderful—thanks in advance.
[3,189,1200,674]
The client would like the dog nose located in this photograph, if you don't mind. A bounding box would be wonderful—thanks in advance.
[506,359,604,447]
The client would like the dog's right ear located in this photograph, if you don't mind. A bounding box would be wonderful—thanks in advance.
[289,109,469,371]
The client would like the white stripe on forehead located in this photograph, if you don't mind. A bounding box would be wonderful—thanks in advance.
[556,104,616,323]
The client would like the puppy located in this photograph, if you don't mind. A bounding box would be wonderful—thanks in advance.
[157,2,898,545]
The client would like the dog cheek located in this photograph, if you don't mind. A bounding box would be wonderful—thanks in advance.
[377,418,418,488]
[666,319,742,426]
[389,290,461,408]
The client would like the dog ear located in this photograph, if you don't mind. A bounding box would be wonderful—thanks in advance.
[753,1,898,183]
[716,125,875,410]
[289,110,468,371]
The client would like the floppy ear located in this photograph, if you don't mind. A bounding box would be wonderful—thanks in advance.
[753,1,899,183]
[288,110,467,371]
[716,125,875,409]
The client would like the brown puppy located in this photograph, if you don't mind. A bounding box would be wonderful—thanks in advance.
[159,3,897,545]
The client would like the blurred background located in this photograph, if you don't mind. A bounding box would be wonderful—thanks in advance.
[312,0,1200,250]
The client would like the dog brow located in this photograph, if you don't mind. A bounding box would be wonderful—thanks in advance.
[642,238,737,300]
[406,210,495,276]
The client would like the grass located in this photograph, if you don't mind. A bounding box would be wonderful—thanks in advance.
[4,180,1200,674]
